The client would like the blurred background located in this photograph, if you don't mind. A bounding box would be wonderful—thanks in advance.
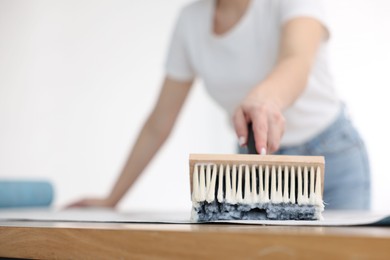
[0,0,389,211]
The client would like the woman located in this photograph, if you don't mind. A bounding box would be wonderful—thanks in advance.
[70,0,371,210]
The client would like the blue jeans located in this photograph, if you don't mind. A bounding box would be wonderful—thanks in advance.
[239,110,371,210]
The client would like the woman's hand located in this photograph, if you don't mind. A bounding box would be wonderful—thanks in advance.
[233,90,285,154]
[66,197,116,208]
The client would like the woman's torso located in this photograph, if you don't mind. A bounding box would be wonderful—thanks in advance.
[168,0,341,146]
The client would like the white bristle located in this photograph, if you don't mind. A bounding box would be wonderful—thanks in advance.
[217,164,224,202]
[192,164,199,202]
[225,164,232,203]
[236,165,243,203]
[192,161,323,207]
[276,166,283,203]
[244,165,251,203]
[206,164,211,188]
[315,166,323,205]
[297,166,303,205]
[258,165,264,203]
[206,164,217,202]
[290,166,296,204]
[264,165,270,203]
[270,165,283,204]
[303,166,309,204]
[309,166,315,204]
[271,165,276,202]
[199,165,206,201]
[251,165,258,203]
[232,165,237,204]
[283,165,289,203]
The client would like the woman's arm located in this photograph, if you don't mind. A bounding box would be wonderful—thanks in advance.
[233,17,327,154]
[68,76,193,207]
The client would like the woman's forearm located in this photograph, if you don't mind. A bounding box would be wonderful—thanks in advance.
[251,55,312,111]
[106,115,171,206]
[250,17,326,110]
[105,77,193,207]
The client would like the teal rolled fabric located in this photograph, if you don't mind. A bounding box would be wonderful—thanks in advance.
[0,180,54,208]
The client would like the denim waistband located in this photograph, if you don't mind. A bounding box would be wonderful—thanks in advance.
[280,107,356,153]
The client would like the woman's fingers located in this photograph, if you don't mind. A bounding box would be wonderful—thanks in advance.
[233,107,249,146]
[65,198,114,209]
[267,111,285,153]
[65,199,87,208]
[251,109,268,154]
[234,101,285,154]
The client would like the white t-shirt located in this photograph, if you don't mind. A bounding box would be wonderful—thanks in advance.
[165,0,341,146]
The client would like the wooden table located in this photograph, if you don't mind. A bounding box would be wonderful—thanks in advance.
[1,220,390,259]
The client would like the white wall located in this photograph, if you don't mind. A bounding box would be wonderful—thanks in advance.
[325,0,390,210]
[0,0,389,211]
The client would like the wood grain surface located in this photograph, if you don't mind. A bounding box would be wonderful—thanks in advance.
[1,221,390,259]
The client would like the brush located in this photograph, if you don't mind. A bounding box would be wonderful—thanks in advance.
[189,153,325,221]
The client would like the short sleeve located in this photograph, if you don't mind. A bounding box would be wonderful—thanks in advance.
[279,0,330,39]
[165,9,196,82]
